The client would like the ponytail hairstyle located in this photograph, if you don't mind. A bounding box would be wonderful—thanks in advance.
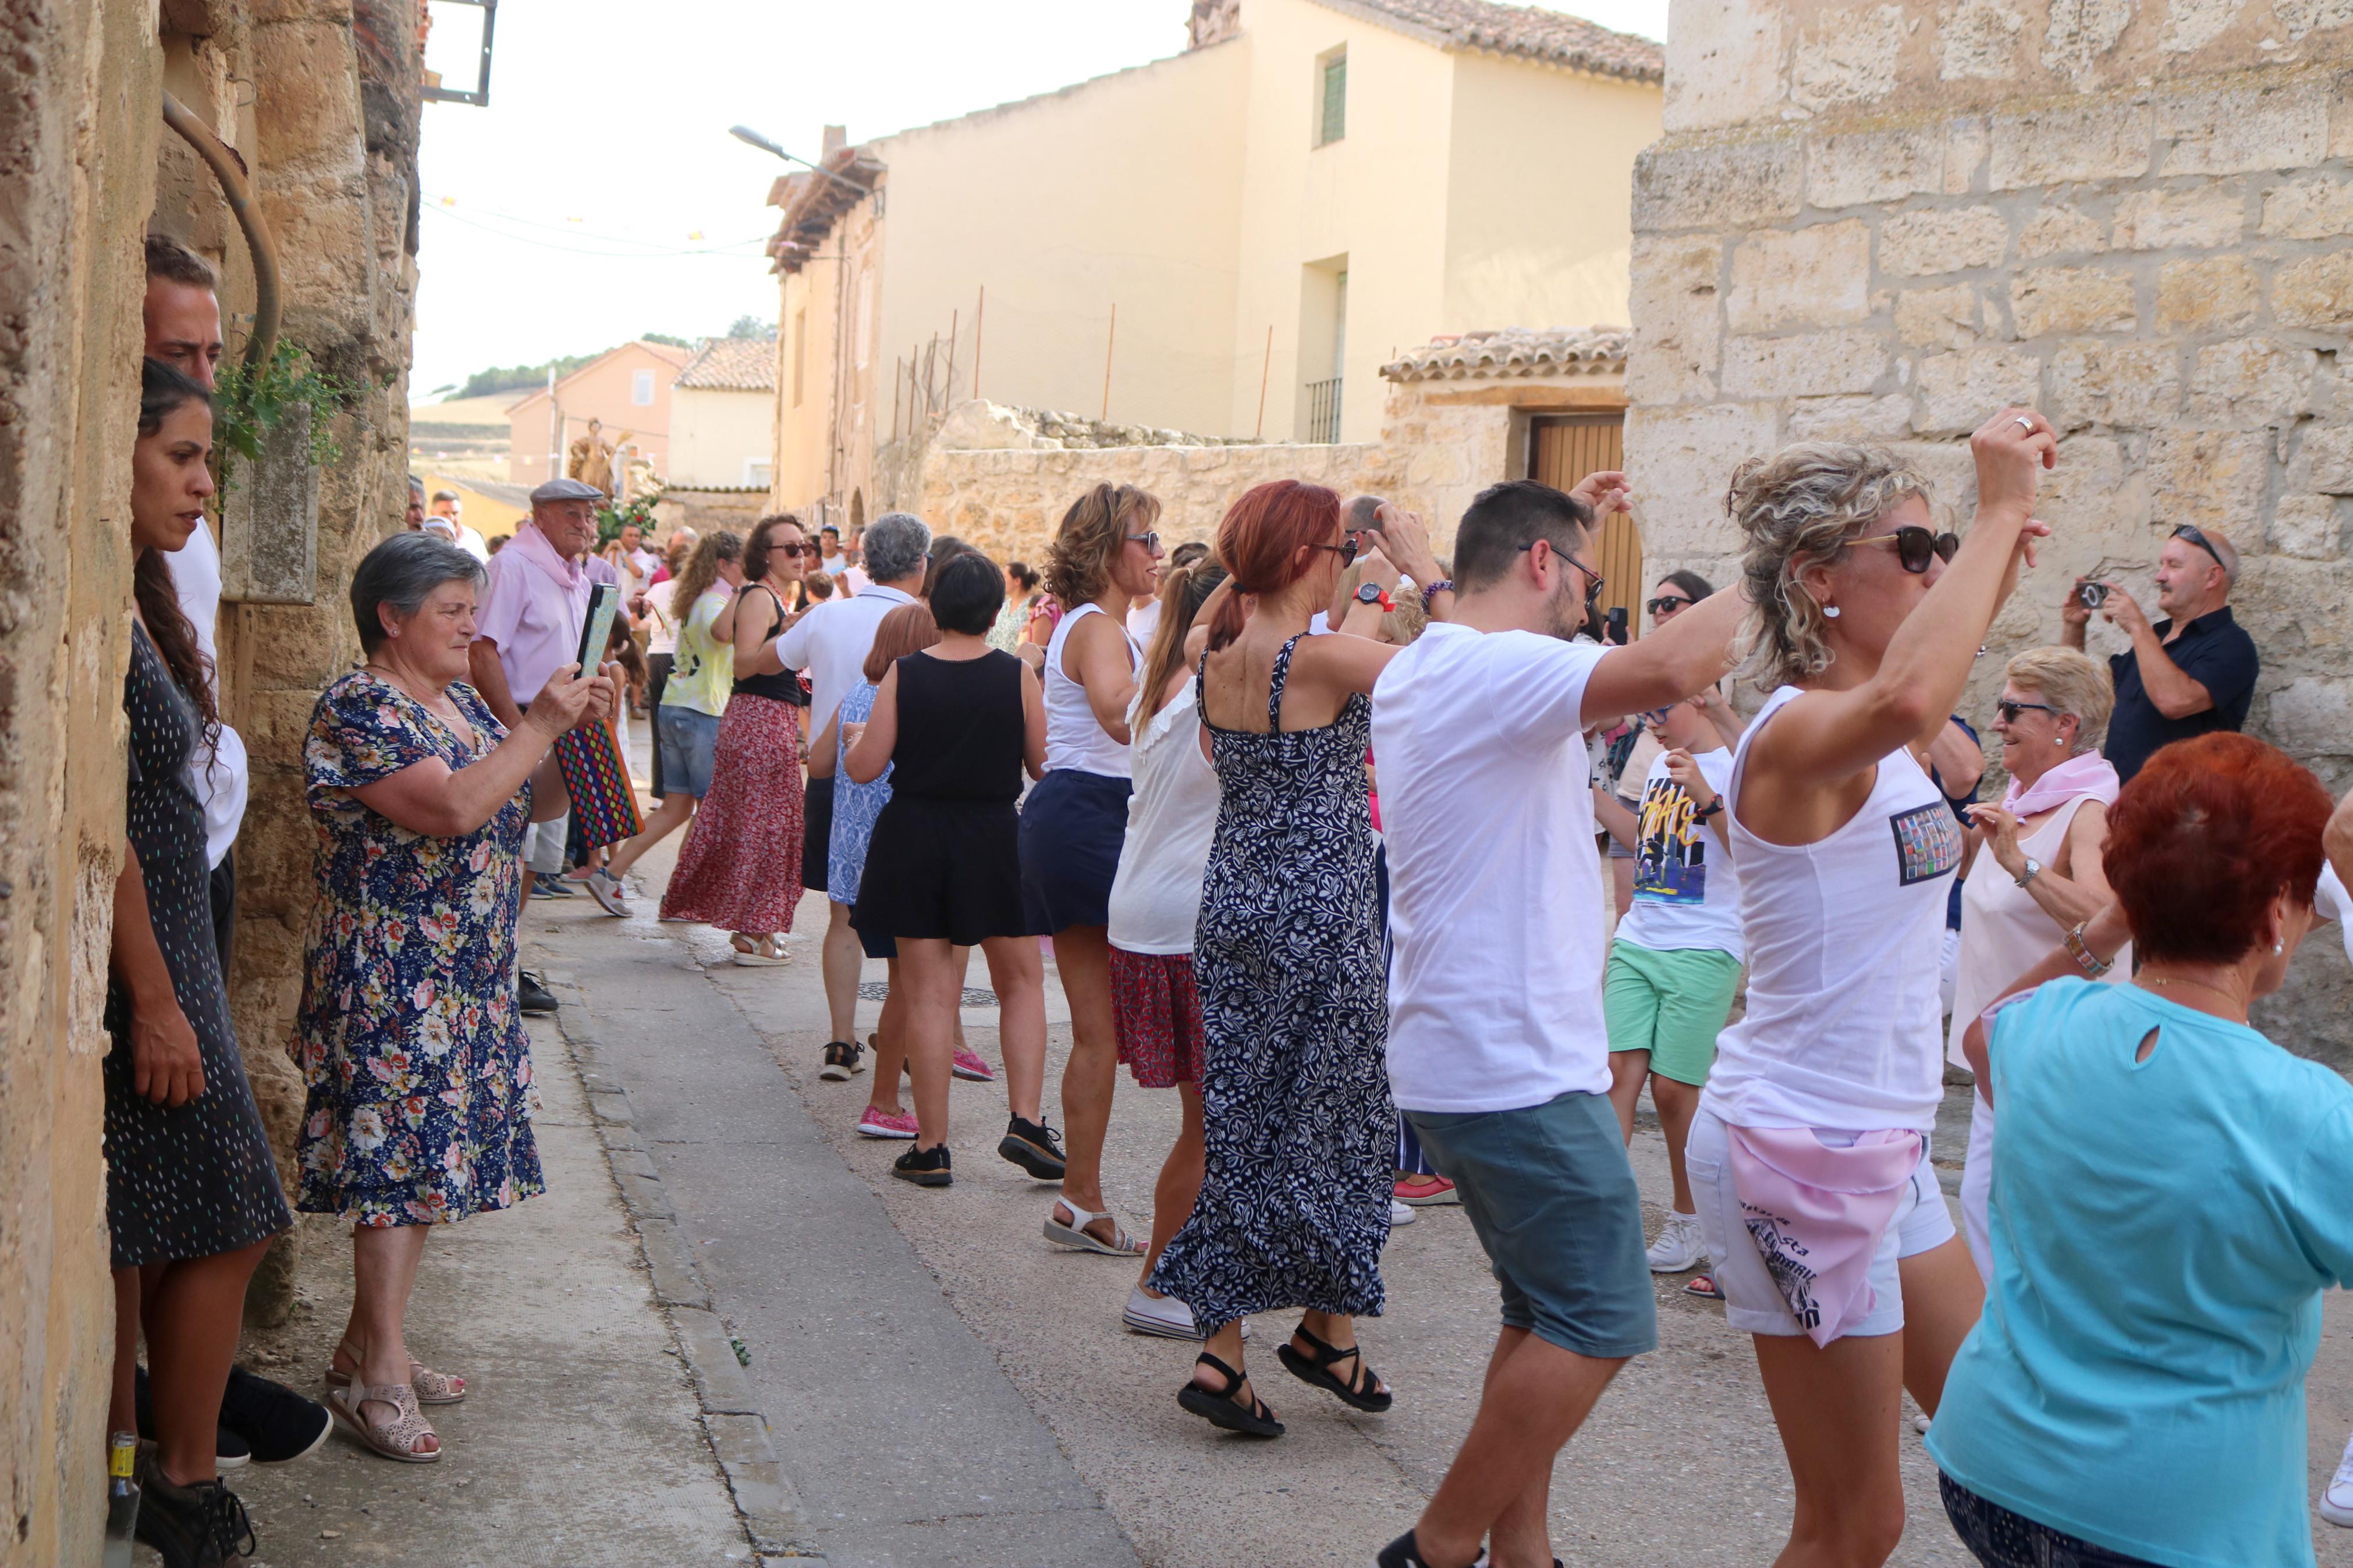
[1044,482,1160,607]
[1205,480,1340,651]
[1727,442,1930,692]
[134,357,219,746]
[1137,556,1231,721]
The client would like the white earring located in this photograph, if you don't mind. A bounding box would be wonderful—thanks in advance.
[2276,940,2285,954]
[1823,605,1841,618]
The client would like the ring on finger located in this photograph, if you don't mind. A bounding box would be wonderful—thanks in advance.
[2013,415,2036,432]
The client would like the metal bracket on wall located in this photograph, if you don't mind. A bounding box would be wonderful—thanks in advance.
[421,0,497,107]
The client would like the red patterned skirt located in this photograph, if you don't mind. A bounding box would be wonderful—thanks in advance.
[1109,947,1204,1089]
[661,694,805,934]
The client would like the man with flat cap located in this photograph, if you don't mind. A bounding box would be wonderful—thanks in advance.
[470,477,609,1006]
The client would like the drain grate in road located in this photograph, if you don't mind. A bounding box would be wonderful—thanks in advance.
[856,980,998,1007]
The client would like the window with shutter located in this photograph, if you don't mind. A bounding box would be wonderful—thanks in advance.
[1318,51,1346,146]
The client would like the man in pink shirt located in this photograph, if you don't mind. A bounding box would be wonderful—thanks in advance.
[471,478,605,979]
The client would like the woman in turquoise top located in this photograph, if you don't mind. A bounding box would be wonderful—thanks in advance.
[1930,732,2350,1568]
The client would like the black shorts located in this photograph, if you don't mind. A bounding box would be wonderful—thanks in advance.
[803,773,833,894]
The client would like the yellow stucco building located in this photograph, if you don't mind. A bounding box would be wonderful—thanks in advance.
[763,0,1662,528]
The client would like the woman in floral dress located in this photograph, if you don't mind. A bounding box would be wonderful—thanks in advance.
[296,532,613,1463]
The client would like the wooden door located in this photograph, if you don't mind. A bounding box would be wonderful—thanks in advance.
[1528,413,1642,637]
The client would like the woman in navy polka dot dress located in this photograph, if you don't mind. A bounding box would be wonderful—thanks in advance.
[105,359,291,1560]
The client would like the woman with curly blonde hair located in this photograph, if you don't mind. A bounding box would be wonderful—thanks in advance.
[1020,481,1166,1257]
[1685,409,2056,1568]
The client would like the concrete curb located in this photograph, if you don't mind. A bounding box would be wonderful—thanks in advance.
[540,967,829,1566]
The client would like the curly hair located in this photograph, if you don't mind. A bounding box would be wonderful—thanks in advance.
[741,512,804,584]
[1044,482,1160,606]
[1727,442,1930,692]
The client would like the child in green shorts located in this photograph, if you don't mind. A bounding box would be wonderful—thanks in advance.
[1592,694,1744,1278]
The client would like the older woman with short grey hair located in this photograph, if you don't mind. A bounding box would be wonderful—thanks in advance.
[293,531,613,1463]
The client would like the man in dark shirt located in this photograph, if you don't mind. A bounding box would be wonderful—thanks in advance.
[2063,524,2259,781]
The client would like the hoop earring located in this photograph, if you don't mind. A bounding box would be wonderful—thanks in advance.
[1823,605,1841,619]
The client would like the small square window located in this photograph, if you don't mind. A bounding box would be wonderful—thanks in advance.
[631,369,655,406]
[1317,51,1346,146]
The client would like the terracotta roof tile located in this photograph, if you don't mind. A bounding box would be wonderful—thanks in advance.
[1323,0,1662,83]
[675,337,778,392]
[1381,325,1629,382]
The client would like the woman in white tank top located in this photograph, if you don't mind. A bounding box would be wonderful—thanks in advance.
[1947,647,2126,1277]
[1018,483,1165,1259]
[1690,408,2059,1568]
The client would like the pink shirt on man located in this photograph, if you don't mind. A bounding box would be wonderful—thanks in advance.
[475,521,592,705]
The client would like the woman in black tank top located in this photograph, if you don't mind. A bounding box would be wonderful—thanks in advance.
[844,552,1062,1190]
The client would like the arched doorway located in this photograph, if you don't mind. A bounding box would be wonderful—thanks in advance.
[1528,411,1642,637]
[849,489,865,535]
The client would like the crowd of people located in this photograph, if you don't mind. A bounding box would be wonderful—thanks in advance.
[104,230,2353,1568]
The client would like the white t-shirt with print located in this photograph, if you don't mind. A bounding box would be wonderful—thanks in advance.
[1614,746,1742,959]
[1372,623,1612,1113]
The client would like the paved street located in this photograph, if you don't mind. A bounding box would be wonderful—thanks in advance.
[521,821,2353,1568]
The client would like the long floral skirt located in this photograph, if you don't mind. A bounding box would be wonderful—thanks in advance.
[661,694,806,933]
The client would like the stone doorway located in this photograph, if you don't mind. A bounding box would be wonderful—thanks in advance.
[1528,411,1641,636]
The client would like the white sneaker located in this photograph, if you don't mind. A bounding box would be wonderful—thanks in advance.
[1390,1198,1417,1226]
[2321,1430,2353,1527]
[1645,1211,1705,1273]
[1123,1285,1205,1340]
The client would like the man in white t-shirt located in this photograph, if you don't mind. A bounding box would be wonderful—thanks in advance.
[1368,477,1744,1568]
[425,490,492,563]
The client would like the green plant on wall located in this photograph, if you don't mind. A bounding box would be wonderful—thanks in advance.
[212,341,358,495]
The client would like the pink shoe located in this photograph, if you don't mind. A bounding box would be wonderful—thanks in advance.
[952,1049,997,1083]
[857,1105,918,1139]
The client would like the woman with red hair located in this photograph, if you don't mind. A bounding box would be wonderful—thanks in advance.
[1145,479,1447,1438]
[1930,733,2353,1568]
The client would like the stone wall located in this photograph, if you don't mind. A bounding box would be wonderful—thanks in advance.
[906,379,1579,565]
[0,2,164,1560]
[1626,0,2353,1058]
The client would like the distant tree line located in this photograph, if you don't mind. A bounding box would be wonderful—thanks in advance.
[445,320,772,400]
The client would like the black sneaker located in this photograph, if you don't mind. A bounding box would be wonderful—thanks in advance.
[219,1366,332,1464]
[892,1144,953,1187]
[518,970,559,1014]
[133,1365,250,1470]
[134,1448,256,1568]
[998,1115,1067,1181]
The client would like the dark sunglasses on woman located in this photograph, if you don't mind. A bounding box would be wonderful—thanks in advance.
[1646,595,1691,617]
[1857,524,1961,574]
[1994,698,2056,723]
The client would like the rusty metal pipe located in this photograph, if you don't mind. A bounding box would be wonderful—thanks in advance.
[161,90,281,371]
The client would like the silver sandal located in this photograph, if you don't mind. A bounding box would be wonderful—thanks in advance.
[329,1381,441,1463]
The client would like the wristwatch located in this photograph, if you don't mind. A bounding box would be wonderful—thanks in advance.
[1696,797,1724,819]
[1354,582,1394,613]
[2013,856,2043,888]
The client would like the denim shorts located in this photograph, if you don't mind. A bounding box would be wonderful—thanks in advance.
[1406,1091,1657,1359]
[656,705,720,799]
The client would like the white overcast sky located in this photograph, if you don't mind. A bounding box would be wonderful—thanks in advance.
[411,0,1669,400]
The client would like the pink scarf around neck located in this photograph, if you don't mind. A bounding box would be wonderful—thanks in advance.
[2002,752,2120,820]
[505,520,581,589]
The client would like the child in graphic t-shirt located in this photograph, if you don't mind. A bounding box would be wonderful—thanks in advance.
[1592,694,1744,1283]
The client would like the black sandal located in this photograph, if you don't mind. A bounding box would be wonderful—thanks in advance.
[1176,1352,1284,1438]
[1276,1324,1392,1412]
[819,1041,865,1081]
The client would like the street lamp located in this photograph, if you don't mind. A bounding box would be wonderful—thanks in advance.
[728,125,871,194]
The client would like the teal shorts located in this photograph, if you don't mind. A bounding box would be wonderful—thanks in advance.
[1406,1091,1657,1359]
[1603,941,1741,1087]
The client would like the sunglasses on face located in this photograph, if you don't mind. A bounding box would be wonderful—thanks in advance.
[1995,698,2057,724]
[1126,530,1163,556]
[1315,536,1361,567]
[2170,523,2227,571]
[786,541,824,558]
[1646,595,1692,617]
[1855,525,1961,574]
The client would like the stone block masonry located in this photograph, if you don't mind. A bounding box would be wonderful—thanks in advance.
[1630,3,2353,1061]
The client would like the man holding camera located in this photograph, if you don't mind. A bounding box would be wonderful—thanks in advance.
[2063,524,2259,782]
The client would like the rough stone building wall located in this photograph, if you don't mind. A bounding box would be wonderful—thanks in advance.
[0,2,164,1560]
[1625,0,2353,1059]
